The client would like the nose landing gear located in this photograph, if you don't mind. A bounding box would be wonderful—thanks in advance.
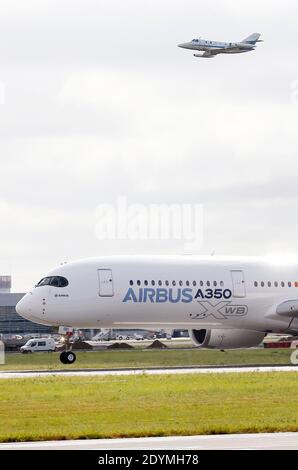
[60,350,76,364]
[59,329,76,364]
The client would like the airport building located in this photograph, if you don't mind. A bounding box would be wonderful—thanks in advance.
[0,276,53,335]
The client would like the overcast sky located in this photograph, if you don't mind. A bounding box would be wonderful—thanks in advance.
[0,0,298,291]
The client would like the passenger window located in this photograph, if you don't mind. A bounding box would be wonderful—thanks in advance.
[38,342,46,346]
[288,282,292,287]
[137,280,141,286]
[129,280,133,286]
[268,281,272,287]
[213,281,217,287]
[179,281,183,286]
[274,281,278,287]
[186,281,190,286]
[200,281,204,287]
[158,280,162,286]
[281,281,285,288]
[192,281,197,287]
[144,280,148,286]
[165,280,169,286]
[206,281,210,287]
[151,280,155,286]
[261,282,265,287]
[220,281,224,287]
[172,281,176,286]
[254,282,258,287]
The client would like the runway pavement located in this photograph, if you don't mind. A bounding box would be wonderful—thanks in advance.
[0,433,297,450]
[0,365,297,379]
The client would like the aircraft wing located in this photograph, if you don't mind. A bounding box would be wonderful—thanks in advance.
[202,51,217,58]
[202,47,235,57]
[194,51,217,58]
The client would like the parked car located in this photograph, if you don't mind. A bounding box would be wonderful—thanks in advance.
[116,334,131,341]
[20,338,56,354]
[134,334,144,341]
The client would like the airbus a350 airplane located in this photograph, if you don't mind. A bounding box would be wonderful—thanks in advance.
[178,33,262,58]
[16,255,298,364]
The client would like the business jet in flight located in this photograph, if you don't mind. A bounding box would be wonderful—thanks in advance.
[178,33,262,58]
[16,255,298,364]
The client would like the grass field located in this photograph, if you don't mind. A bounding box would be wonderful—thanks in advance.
[0,348,294,371]
[0,372,297,442]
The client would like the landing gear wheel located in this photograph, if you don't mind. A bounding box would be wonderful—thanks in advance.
[60,350,76,365]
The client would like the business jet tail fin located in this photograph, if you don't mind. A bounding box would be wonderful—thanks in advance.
[242,33,262,45]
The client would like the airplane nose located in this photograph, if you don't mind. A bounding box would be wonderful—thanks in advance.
[16,294,32,320]
[178,42,191,49]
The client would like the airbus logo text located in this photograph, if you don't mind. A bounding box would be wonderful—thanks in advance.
[122,288,233,303]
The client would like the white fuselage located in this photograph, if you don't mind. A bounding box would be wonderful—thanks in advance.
[178,39,253,54]
[16,256,298,335]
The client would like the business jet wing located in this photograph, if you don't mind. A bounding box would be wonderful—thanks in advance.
[201,51,217,58]
[194,51,217,58]
[202,47,232,57]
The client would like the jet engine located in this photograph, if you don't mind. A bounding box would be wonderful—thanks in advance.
[189,328,266,349]
[193,53,214,58]
[238,42,254,50]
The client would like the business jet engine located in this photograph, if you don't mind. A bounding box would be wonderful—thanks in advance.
[189,329,266,349]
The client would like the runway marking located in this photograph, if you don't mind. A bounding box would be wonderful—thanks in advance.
[0,432,297,450]
[0,365,297,379]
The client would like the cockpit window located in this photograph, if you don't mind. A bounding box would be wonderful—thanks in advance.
[50,277,60,287]
[36,276,69,288]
